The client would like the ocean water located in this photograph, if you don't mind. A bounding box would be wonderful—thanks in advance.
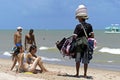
[0,30,120,71]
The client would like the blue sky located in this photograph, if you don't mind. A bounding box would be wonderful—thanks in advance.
[0,0,120,30]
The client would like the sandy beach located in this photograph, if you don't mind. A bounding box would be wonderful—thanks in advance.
[0,58,119,80]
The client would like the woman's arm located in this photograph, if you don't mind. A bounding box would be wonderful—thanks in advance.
[26,53,36,64]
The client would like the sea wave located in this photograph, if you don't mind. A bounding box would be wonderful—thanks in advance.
[41,56,61,62]
[2,51,61,62]
[3,51,11,56]
[39,46,56,50]
[99,47,120,54]
[107,60,113,63]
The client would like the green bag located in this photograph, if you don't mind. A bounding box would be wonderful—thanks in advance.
[75,36,88,52]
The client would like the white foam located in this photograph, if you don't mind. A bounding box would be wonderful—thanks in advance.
[39,47,48,50]
[39,46,55,50]
[107,61,113,63]
[3,51,11,56]
[99,47,120,54]
[41,56,61,62]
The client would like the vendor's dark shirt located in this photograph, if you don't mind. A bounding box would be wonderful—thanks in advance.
[74,22,93,38]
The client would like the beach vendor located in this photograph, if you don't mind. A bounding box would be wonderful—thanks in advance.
[14,26,23,47]
[73,4,94,77]
[24,29,36,52]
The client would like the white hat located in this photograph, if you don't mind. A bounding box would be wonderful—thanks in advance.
[75,4,88,19]
[17,26,23,30]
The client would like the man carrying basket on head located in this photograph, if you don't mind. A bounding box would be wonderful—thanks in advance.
[73,4,95,77]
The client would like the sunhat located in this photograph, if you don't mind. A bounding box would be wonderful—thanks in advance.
[75,4,88,19]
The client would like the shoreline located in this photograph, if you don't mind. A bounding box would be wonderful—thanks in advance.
[0,58,120,80]
[0,55,120,72]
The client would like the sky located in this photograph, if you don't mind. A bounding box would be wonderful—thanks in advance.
[0,0,120,30]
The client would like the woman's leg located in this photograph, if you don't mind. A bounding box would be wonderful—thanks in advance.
[37,57,48,72]
[28,57,40,73]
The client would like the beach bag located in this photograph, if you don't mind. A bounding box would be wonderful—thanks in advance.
[69,39,76,58]
[56,37,66,51]
[60,36,73,56]
[75,36,88,52]
[69,39,76,53]
[88,50,93,60]
[88,38,94,51]
[56,36,76,58]
[88,39,94,60]
[88,38,97,60]
[75,37,94,60]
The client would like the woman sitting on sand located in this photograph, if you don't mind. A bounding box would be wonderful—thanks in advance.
[11,45,48,73]
[25,45,48,73]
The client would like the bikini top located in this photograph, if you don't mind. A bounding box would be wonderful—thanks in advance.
[23,53,27,63]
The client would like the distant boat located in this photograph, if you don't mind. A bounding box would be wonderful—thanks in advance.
[104,24,120,33]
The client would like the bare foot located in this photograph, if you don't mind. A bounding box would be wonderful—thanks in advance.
[41,69,48,73]
[84,74,87,78]
[73,74,79,77]
[44,71,58,75]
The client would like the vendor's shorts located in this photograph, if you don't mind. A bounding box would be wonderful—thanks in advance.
[75,51,89,64]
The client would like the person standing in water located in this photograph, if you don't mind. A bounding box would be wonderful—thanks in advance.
[14,26,23,47]
[25,29,36,52]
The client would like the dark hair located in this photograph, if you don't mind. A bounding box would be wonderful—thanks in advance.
[29,45,37,58]
[29,29,34,33]
[29,45,37,52]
